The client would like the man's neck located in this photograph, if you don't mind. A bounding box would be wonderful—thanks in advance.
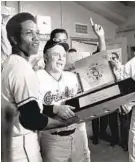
[17,51,30,61]
[45,67,62,81]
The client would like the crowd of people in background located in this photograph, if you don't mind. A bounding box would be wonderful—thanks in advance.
[1,9,135,162]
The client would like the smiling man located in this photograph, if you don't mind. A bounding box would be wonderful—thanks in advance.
[36,18,106,162]
[36,39,90,162]
[1,12,69,162]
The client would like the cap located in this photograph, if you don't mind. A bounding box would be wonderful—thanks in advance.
[43,40,69,54]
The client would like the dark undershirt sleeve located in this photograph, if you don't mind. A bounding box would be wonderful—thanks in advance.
[43,105,56,118]
[18,100,48,131]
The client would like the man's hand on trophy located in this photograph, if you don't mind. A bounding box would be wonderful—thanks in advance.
[54,115,80,127]
[53,105,75,120]
[90,17,105,38]
[64,115,80,125]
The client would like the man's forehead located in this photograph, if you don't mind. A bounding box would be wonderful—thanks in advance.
[55,33,67,38]
[20,20,37,30]
[47,44,66,53]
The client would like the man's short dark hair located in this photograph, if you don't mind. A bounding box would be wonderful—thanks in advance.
[68,48,77,53]
[50,28,68,40]
[6,12,36,46]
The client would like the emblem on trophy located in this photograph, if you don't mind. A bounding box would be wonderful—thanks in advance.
[86,63,103,86]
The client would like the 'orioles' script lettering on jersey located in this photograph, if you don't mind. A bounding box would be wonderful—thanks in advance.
[44,87,75,105]
[36,70,79,106]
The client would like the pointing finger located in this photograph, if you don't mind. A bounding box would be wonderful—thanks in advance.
[90,17,94,26]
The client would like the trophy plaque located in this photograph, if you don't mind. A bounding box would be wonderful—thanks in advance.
[65,51,135,121]
[65,78,135,121]
[74,51,115,92]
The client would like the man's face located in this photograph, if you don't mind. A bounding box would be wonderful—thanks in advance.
[18,20,40,56]
[110,53,120,67]
[46,45,66,73]
[53,33,68,43]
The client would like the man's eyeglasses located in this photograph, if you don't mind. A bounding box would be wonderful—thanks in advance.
[51,52,66,58]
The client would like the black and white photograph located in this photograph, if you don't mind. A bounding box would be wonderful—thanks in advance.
[1,1,135,162]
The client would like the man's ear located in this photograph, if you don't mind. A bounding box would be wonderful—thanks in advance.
[10,36,17,45]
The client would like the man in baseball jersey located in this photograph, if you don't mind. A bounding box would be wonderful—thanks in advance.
[1,12,72,162]
[36,18,106,162]
[37,39,90,162]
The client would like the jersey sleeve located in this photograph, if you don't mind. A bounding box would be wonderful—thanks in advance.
[9,64,40,107]
[123,58,135,80]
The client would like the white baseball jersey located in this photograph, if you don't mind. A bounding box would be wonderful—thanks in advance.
[1,54,41,135]
[36,69,79,131]
[36,69,90,162]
